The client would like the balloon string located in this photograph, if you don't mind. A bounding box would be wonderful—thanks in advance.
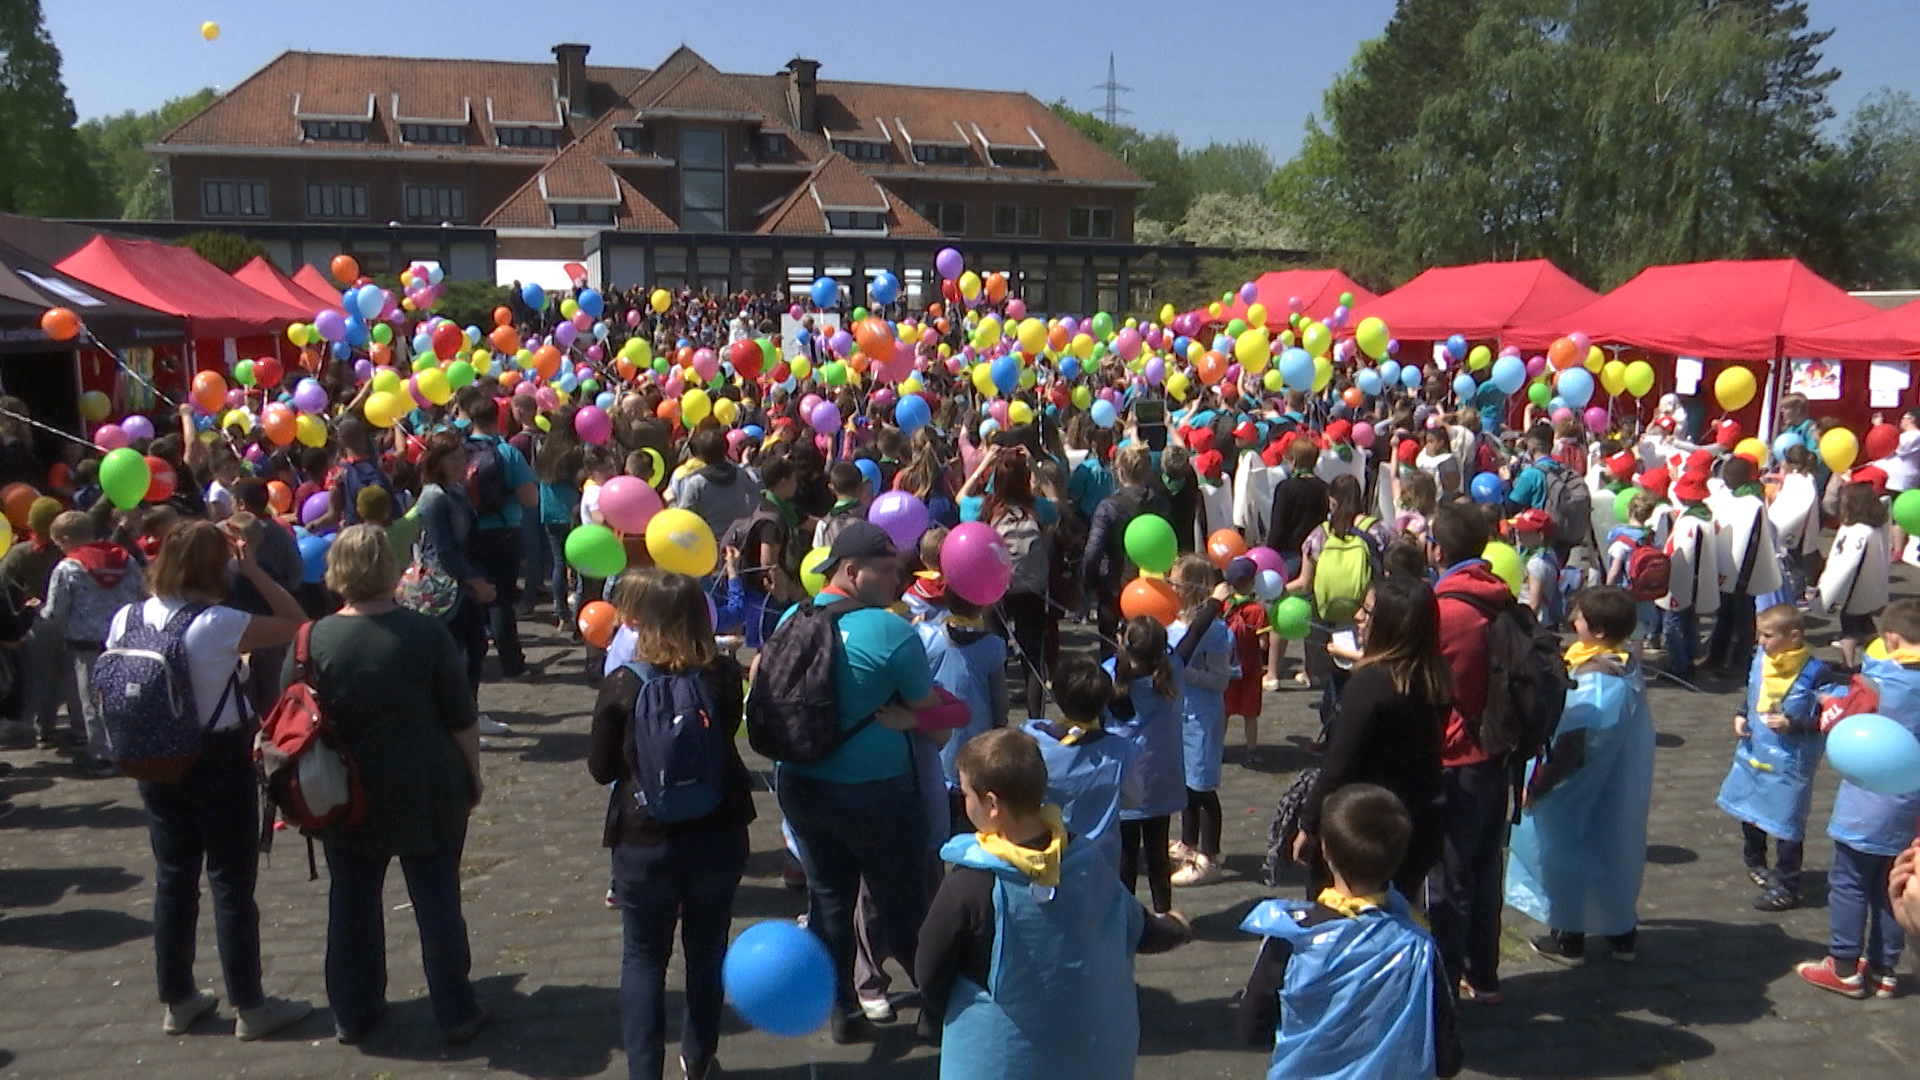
[0,407,104,453]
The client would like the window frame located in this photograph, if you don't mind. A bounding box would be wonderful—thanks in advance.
[301,120,368,142]
[831,139,891,163]
[991,204,1041,238]
[304,181,369,221]
[550,202,617,226]
[200,179,269,219]
[1068,206,1115,240]
[401,183,467,223]
[912,143,969,166]
[495,125,558,149]
[913,200,966,234]
[399,123,466,146]
[679,127,727,232]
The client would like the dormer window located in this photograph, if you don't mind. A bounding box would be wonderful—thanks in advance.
[826,210,885,232]
[400,123,465,145]
[302,120,367,142]
[832,139,889,162]
[551,203,616,225]
[990,147,1044,169]
[496,126,558,148]
[913,144,969,166]
[759,133,786,159]
[617,127,654,154]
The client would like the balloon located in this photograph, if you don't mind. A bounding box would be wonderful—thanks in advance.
[809,276,838,308]
[1090,400,1117,429]
[1119,576,1181,626]
[1584,406,1609,435]
[295,489,328,526]
[40,307,81,341]
[1715,367,1757,411]
[121,415,155,441]
[1527,381,1552,408]
[1206,528,1247,570]
[1733,438,1769,465]
[295,414,326,448]
[1301,321,1331,357]
[798,546,831,596]
[935,247,965,281]
[1599,360,1628,397]
[868,491,931,550]
[1548,337,1581,371]
[575,600,618,649]
[1247,568,1282,601]
[1826,713,1920,796]
[1895,489,1920,534]
[1555,367,1595,409]
[1623,360,1656,398]
[809,400,841,435]
[565,523,627,578]
[1123,515,1179,575]
[330,254,360,284]
[520,282,546,311]
[294,532,331,584]
[941,522,1012,605]
[646,508,718,577]
[192,370,228,413]
[1483,540,1524,595]
[1489,355,1526,396]
[201,20,220,40]
[598,475,662,534]
[1244,546,1283,577]
[1820,428,1859,473]
[1272,596,1312,640]
[895,394,931,435]
[1355,317,1390,361]
[1470,472,1507,505]
[99,447,151,510]
[575,405,612,445]
[723,919,835,1037]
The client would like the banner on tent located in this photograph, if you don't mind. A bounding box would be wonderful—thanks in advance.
[1787,358,1842,401]
[1871,361,1912,409]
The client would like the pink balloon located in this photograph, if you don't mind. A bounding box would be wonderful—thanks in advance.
[574,405,612,445]
[1245,546,1284,577]
[598,475,662,534]
[94,423,129,450]
[1550,407,1575,424]
[988,400,1010,426]
[626,309,642,328]
[1569,332,1592,355]
[1583,406,1609,434]
[1005,298,1027,321]
[940,521,1012,605]
[692,348,719,382]
[1525,356,1547,379]
[1351,421,1376,449]
[535,387,558,411]
[1113,328,1143,361]
[725,428,750,454]
[663,375,685,397]
[514,380,537,397]
[799,394,823,418]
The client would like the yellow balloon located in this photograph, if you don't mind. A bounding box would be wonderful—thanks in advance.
[790,357,812,380]
[535,414,552,432]
[1009,401,1034,425]
[1624,360,1656,398]
[645,508,718,577]
[1302,321,1332,357]
[1071,385,1092,409]
[898,323,919,345]
[1583,345,1605,373]
[1234,327,1271,370]
[958,271,982,301]
[800,546,831,595]
[221,408,251,432]
[472,352,494,376]
[901,376,924,395]
[1483,540,1524,595]
[713,397,738,426]
[1208,302,1223,319]
[650,288,671,314]
[200,21,219,40]
[1159,303,1176,325]
[1166,371,1190,402]
[364,392,402,429]
[681,388,713,426]
[1354,317,1389,361]
[1734,438,1769,465]
[1313,355,1333,392]
[972,364,997,396]
[1715,367,1757,411]
[1468,345,1492,371]
[1600,360,1628,397]
[294,413,327,448]
[415,367,451,406]
[371,368,402,395]
[1263,369,1284,392]
[286,324,308,347]
[1017,368,1036,391]
[1017,318,1048,355]
[78,390,111,423]
[1820,427,1860,473]
[1072,333,1096,360]
[1246,302,1268,327]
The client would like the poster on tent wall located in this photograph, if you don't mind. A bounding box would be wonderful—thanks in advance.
[121,348,155,413]
[1786,358,1842,401]
[1870,361,1912,409]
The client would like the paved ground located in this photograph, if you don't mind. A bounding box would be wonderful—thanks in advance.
[3,576,1918,1079]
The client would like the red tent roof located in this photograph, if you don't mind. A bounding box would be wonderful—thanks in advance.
[232,256,341,317]
[56,236,309,338]
[1782,299,1920,361]
[293,264,348,304]
[1350,259,1599,342]
[1186,269,1375,326]
[1508,259,1880,359]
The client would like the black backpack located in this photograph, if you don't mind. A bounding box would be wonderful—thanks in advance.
[745,598,870,764]
[465,436,510,517]
[1454,592,1569,765]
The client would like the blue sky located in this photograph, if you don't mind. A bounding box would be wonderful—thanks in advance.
[45,0,1920,156]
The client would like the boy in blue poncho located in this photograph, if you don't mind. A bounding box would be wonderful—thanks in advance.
[1238,783,1462,1079]
[1507,586,1656,965]
[1717,605,1841,912]
[916,728,1190,1079]
[1024,657,1140,870]
[1797,598,1920,1000]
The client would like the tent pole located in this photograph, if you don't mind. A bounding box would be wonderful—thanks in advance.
[1759,348,1781,445]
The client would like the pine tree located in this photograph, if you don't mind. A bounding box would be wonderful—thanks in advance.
[0,0,110,216]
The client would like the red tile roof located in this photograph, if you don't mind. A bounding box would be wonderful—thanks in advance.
[756,157,941,238]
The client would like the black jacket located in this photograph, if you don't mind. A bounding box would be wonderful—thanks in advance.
[1082,483,1172,593]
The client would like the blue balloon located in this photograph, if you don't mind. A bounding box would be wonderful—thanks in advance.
[1212,334,1236,355]
[596,391,615,410]
[722,920,835,1037]
[412,332,433,355]
[1171,335,1191,358]
[1470,472,1507,504]
[353,284,383,320]
[1772,432,1805,462]
[990,355,1019,394]
[895,393,930,434]
[577,287,604,318]
[1827,713,1920,796]
[1356,369,1383,397]
[744,424,765,440]
[343,318,369,347]
[1401,365,1422,390]
[1452,374,1477,401]
[1061,357,1082,380]
[855,459,883,493]
[297,533,331,585]
[1490,355,1527,395]
[979,418,1001,439]
[1378,360,1401,387]
[557,373,578,393]
[1090,399,1117,428]
[329,341,351,361]
[1549,396,1568,414]
[1445,334,1468,361]
[1279,347,1315,390]
[1556,367,1595,409]
[870,271,900,305]
[810,276,839,308]
[521,282,546,311]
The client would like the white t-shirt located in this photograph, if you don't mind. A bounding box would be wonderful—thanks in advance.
[205,481,235,521]
[580,480,603,525]
[1873,429,1920,493]
[105,599,253,732]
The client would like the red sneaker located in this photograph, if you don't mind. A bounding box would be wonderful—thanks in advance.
[1863,961,1900,999]
[1796,957,1868,999]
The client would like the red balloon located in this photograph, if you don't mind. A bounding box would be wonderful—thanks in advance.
[143,455,176,503]
[1865,423,1900,462]
[252,357,284,388]
[728,338,763,379]
[431,322,465,360]
[768,362,791,385]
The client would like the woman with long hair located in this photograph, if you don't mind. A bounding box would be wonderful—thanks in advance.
[413,432,495,697]
[1291,575,1451,900]
[894,428,958,528]
[1168,555,1234,887]
[967,450,1057,721]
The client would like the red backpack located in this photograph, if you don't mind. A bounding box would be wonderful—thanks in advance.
[1624,540,1672,602]
[255,622,366,836]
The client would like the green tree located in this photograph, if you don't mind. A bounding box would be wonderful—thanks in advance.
[78,87,216,219]
[177,230,265,272]
[1051,103,1193,225]
[1181,141,1275,200]
[0,0,110,216]
[1171,192,1293,250]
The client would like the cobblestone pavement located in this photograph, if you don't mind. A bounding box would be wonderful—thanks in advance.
[3,575,1918,1079]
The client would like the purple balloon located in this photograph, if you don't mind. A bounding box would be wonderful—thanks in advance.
[1525,355,1548,378]
[1239,282,1259,303]
[1143,356,1165,386]
[299,490,331,526]
[554,321,578,347]
[353,359,374,382]
[810,400,841,435]
[314,309,348,343]
[1245,546,1284,577]
[829,330,854,357]
[868,490,931,550]
[292,378,328,415]
[120,415,155,441]
[935,247,964,280]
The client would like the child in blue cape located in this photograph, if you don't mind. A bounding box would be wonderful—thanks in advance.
[1716,604,1838,911]
[1238,783,1462,1079]
[1797,598,1920,1000]
[1168,555,1234,886]
[916,728,1190,1079]
[914,587,1009,816]
[1107,616,1187,914]
[1507,586,1656,965]
[1025,657,1140,870]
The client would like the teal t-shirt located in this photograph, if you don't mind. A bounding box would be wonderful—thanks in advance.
[777,592,934,783]
[473,435,537,531]
[1509,461,1553,511]
[958,495,1059,526]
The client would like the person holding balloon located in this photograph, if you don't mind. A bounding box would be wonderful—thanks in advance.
[412,433,496,700]
[1798,598,1920,999]
[1815,482,1892,670]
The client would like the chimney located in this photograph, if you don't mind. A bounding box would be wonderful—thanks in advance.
[554,43,592,118]
[785,58,820,133]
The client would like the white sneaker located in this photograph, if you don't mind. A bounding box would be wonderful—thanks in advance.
[236,996,311,1041]
[1261,676,1281,692]
[1171,856,1223,887]
[477,715,513,736]
[162,990,218,1035]
[858,995,895,1022]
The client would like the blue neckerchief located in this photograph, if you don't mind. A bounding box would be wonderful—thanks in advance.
[1435,558,1487,585]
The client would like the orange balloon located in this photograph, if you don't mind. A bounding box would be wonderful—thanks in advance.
[489,325,520,355]
[576,600,618,649]
[1198,351,1229,386]
[674,346,694,368]
[499,369,522,390]
[1047,325,1070,352]
[2,483,38,533]
[191,370,228,413]
[492,306,514,328]
[656,399,681,423]
[927,302,945,319]
[614,358,637,382]
[854,316,894,359]
[368,342,393,367]
[261,405,296,446]
[39,307,80,342]
[533,345,562,380]
[1205,528,1247,571]
[934,318,951,336]
[848,352,870,374]
[1342,387,1364,408]
[300,347,323,372]
[266,480,293,514]
[329,254,360,284]
[1547,337,1581,371]
[1120,576,1182,626]
[985,273,1008,303]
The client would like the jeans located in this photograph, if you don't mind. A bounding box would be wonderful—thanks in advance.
[1428,758,1509,993]
[1742,822,1805,893]
[992,591,1053,720]
[1662,608,1700,676]
[777,770,929,1011]
[139,730,264,1009]
[469,527,525,677]
[544,523,573,622]
[24,620,70,741]
[1705,592,1756,674]
[1829,841,1906,972]
[64,644,105,758]
[613,830,747,1080]
[323,838,478,1037]
[520,514,549,607]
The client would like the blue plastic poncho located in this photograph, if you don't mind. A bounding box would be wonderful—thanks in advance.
[1025,720,1136,869]
[1167,617,1233,791]
[937,833,1145,1080]
[1505,666,1655,936]
[1239,893,1440,1080]
[1104,656,1188,819]
[919,618,1007,790]
[1829,658,1920,857]
[1715,652,1828,843]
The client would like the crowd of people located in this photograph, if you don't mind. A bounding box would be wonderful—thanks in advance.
[1,273,1919,1079]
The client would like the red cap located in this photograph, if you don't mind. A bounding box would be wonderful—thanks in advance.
[1195,449,1225,480]
[1673,472,1711,502]
[1325,419,1352,445]
[1396,438,1420,466]
[1187,426,1216,454]
[1233,420,1258,445]
[1715,420,1742,449]
[1508,508,1553,536]
[1851,465,1890,497]
[1687,449,1717,475]
[1637,466,1671,497]
[1606,451,1638,482]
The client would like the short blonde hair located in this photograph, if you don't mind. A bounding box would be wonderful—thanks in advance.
[49,510,94,546]
[324,523,397,603]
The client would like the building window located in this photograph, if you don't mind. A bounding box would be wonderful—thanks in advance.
[305,182,368,220]
[832,139,890,162]
[495,126,558,148]
[617,127,653,154]
[759,133,786,159]
[826,210,886,232]
[301,120,367,142]
[1069,206,1115,240]
[992,204,1041,238]
[912,144,969,166]
[913,200,966,234]
[679,128,726,232]
[201,180,268,219]
[551,203,616,225]
[400,123,465,145]
[403,184,466,223]
[991,147,1045,169]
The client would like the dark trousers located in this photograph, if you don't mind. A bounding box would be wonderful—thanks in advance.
[1118,815,1174,913]
[1705,592,1756,674]
[1181,787,1222,856]
[138,731,264,1009]
[1830,841,1906,972]
[323,838,478,1037]
[1094,587,1122,661]
[243,644,287,722]
[470,527,526,677]
[450,595,490,701]
[777,770,929,1011]
[1428,759,1509,993]
[1663,607,1700,676]
[543,523,573,622]
[614,830,747,1080]
[1742,822,1805,893]
[993,591,1053,720]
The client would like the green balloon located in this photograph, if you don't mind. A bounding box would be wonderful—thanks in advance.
[412,354,436,373]
[564,523,626,579]
[1225,318,1249,338]
[445,360,476,389]
[1613,485,1637,524]
[1895,490,1920,535]
[822,361,848,387]
[1091,312,1115,339]
[1273,595,1312,640]
[1123,515,1177,575]
[1527,380,1552,408]
[652,357,670,375]
[371,322,393,345]
[580,378,600,396]
[851,306,869,322]
[758,338,778,366]
[233,359,256,387]
[99,447,151,511]
[1339,291,1355,307]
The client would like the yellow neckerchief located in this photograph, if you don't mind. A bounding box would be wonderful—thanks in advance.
[1757,645,1813,713]
[1886,646,1920,666]
[976,805,1067,886]
[1056,716,1102,747]
[1316,887,1385,918]
[1564,640,1630,671]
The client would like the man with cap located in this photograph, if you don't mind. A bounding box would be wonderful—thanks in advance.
[770,520,947,1043]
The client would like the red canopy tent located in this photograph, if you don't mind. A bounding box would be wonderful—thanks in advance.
[232,256,341,317]
[1350,259,1599,342]
[57,236,310,339]
[1786,300,1920,361]
[293,264,347,305]
[1186,269,1375,327]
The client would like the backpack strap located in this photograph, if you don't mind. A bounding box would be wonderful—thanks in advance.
[1733,506,1765,595]
[813,597,877,743]
[293,621,316,687]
